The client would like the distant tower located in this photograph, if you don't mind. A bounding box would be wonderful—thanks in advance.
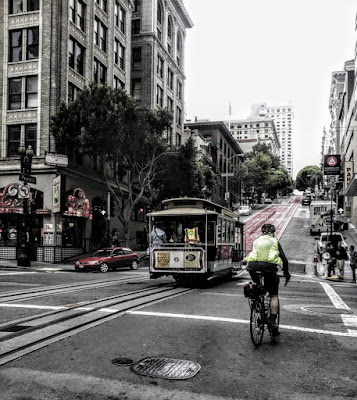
[251,103,294,177]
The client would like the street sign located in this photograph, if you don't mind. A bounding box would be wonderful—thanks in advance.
[323,154,340,176]
[19,173,36,184]
[18,184,30,198]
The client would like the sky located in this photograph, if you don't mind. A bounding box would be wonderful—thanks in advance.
[182,0,356,179]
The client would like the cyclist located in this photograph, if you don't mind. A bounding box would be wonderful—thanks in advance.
[244,223,290,334]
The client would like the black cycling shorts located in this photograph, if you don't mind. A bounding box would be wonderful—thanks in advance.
[247,261,280,296]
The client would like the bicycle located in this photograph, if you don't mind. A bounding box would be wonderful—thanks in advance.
[245,271,281,347]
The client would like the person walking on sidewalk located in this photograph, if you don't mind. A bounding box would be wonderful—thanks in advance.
[335,241,348,280]
[349,245,357,283]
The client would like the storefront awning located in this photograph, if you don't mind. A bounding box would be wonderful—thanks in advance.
[345,173,357,196]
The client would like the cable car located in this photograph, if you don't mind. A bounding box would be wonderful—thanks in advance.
[147,198,245,284]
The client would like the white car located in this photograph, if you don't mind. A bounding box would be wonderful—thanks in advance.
[238,205,252,216]
[315,232,348,260]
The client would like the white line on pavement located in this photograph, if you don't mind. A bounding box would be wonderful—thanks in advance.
[0,272,38,276]
[127,310,357,338]
[319,281,357,331]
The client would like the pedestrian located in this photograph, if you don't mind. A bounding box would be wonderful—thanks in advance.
[335,241,348,280]
[321,248,331,278]
[151,222,167,246]
[325,241,336,277]
[349,245,357,283]
[111,229,119,247]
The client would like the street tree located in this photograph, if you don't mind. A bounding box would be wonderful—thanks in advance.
[235,143,291,202]
[295,165,322,191]
[150,137,216,207]
[50,84,172,244]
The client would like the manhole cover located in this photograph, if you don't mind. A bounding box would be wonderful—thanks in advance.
[131,357,201,380]
[112,358,134,366]
[302,306,352,315]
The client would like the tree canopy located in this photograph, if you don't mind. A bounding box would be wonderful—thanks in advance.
[51,84,172,242]
[295,165,322,191]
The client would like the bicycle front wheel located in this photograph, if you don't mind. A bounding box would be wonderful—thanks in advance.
[250,298,265,347]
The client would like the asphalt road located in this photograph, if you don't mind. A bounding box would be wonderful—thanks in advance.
[0,202,357,399]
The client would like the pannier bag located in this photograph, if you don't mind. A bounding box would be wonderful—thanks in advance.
[244,282,265,298]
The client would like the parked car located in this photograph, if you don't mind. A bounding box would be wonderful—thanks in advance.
[264,198,272,204]
[238,205,252,216]
[315,232,348,260]
[75,247,139,272]
[302,197,311,205]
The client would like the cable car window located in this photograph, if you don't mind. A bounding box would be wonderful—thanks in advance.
[217,219,222,243]
[222,219,226,242]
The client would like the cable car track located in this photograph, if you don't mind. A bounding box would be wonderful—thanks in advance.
[243,197,302,254]
[0,273,150,303]
[0,282,193,366]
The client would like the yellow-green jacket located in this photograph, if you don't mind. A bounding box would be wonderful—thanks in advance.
[244,235,283,267]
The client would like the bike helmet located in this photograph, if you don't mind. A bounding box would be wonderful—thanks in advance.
[261,223,276,235]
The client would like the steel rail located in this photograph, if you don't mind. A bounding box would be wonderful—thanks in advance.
[0,284,193,366]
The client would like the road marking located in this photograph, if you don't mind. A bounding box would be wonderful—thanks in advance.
[320,281,357,331]
[127,310,357,337]
[0,272,38,276]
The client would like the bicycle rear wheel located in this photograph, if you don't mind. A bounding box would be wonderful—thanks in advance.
[250,298,265,347]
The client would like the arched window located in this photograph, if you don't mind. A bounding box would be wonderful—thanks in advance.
[157,1,163,41]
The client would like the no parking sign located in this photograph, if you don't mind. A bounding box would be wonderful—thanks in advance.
[323,154,340,176]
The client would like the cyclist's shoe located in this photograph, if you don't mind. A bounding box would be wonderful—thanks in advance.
[268,322,280,336]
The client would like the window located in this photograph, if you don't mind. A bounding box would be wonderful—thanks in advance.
[131,78,141,101]
[9,27,39,62]
[68,37,84,75]
[176,106,182,126]
[167,68,173,90]
[9,78,22,110]
[93,58,106,84]
[114,38,125,70]
[132,47,141,69]
[157,55,164,78]
[167,96,173,111]
[156,85,163,107]
[7,124,37,157]
[70,0,85,31]
[177,80,182,100]
[157,1,163,41]
[7,125,21,156]
[113,76,125,90]
[115,2,126,34]
[94,17,107,52]
[176,34,182,67]
[68,81,81,102]
[132,19,140,34]
[8,75,38,110]
[133,0,141,12]
[167,16,173,54]
[9,0,39,14]
[95,0,107,13]
[25,76,38,108]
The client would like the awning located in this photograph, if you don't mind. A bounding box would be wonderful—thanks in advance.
[345,173,357,196]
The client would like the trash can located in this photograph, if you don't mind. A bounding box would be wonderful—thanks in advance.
[343,222,349,231]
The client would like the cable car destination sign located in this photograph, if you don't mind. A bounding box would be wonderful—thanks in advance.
[323,154,340,176]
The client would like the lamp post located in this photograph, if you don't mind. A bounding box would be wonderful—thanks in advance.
[17,142,33,267]
[224,153,244,208]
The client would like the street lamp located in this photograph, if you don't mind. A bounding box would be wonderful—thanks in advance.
[17,142,33,267]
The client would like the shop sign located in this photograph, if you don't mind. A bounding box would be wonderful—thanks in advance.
[345,161,353,188]
[323,154,341,176]
[0,183,29,214]
[36,209,51,215]
[45,152,68,167]
[53,175,61,213]
[64,188,92,219]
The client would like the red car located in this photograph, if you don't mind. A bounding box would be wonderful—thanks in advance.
[75,247,139,273]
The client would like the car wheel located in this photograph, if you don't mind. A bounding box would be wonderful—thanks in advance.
[130,260,138,270]
[99,263,109,273]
